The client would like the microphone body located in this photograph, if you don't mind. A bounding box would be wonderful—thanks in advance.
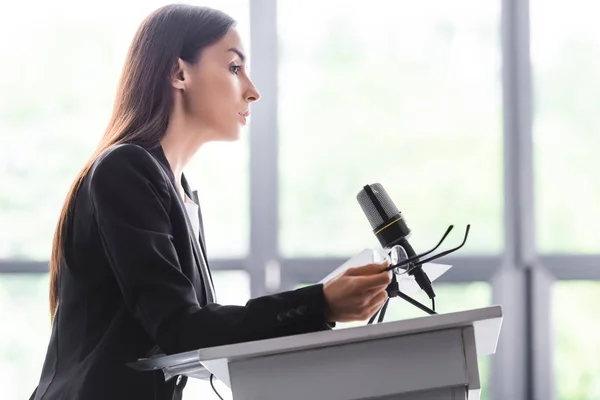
[357,183,436,299]
[398,238,435,299]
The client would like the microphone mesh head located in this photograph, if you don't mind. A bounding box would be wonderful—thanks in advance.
[356,183,400,230]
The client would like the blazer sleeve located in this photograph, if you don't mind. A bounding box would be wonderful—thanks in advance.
[89,144,332,355]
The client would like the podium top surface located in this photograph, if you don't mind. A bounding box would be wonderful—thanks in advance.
[131,305,502,372]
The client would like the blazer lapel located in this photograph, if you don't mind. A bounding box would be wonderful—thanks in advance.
[188,188,206,255]
[181,175,216,300]
[148,145,216,304]
[190,189,216,298]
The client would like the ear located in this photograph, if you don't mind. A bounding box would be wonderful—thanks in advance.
[171,58,188,90]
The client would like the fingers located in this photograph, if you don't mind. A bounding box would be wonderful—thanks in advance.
[366,280,390,296]
[361,290,389,320]
[364,285,388,307]
[370,289,389,307]
[326,261,392,322]
[345,261,390,276]
[355,270,392,290]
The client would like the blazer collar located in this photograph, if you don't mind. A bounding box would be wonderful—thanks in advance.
[148,144,174,181]
[147,143,215,302]
[148,144,196,205]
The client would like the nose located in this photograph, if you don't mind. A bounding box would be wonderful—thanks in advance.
[245,82,261,103]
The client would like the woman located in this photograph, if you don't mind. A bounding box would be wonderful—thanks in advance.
[31,4,391,400]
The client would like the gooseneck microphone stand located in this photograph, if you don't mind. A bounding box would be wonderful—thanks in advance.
[367,224,471,325]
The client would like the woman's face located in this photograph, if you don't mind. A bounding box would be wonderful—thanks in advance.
[173,27,260,141]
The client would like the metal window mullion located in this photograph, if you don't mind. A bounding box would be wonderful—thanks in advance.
[496,0,530,399]
[495,0,553,399]
[0,260,48,273]
[0,259,245,273]
[248,0,279,298]
[280,256,502,285]
[542,255,600,279]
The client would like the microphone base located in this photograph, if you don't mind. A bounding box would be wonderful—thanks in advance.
[393,290,437,316]
[368,277,437,325]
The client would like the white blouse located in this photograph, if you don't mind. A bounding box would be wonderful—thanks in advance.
[183,195,201,240]
[182,192,217,302]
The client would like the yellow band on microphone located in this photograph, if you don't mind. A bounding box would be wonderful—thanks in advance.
[375,216,402,235]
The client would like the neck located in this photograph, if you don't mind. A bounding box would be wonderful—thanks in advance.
[160,102,209,186]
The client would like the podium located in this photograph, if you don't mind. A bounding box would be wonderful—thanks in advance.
[129,305,502,400]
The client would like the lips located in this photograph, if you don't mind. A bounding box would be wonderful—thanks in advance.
[238,110,249,126]
[238,110,250,126]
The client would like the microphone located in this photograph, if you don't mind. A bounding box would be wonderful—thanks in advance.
[356,183,436,300]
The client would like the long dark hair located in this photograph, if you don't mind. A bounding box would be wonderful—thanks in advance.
[49,4,236,322]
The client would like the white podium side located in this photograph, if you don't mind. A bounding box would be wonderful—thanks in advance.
[130,305,502,400]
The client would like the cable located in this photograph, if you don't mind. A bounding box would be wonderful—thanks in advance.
[367,309,379,325]
[377,298,390,323]
[210,373,224,400]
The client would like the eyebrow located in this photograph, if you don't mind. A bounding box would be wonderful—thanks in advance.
[227,47,246,63]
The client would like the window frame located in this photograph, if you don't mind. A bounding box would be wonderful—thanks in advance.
[2,1,599,399]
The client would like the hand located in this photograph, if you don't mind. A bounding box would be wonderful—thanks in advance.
[322,262,392,322]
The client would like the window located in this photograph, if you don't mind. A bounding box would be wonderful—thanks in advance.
[0,274,50,400]
[553,281,600,400]
[6,0,597,398]
[185,139,250,258]
[531,0,600,253]
[278,0,503,258]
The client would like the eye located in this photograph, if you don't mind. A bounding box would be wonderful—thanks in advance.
[230,65,242,75]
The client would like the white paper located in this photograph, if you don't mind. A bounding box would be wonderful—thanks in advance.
[320,248,452,296]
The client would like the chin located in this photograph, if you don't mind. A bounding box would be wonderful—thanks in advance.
[217,129,241,142]
[210,123,243,142]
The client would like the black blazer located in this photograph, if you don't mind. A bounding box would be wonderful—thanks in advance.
[31,143,332,400]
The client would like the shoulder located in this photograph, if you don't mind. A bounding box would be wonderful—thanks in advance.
[91,144,161,178]
[88,143,170,193]
[94,143,155,169]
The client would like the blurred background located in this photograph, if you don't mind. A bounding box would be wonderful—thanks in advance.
[1,0,599,399]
